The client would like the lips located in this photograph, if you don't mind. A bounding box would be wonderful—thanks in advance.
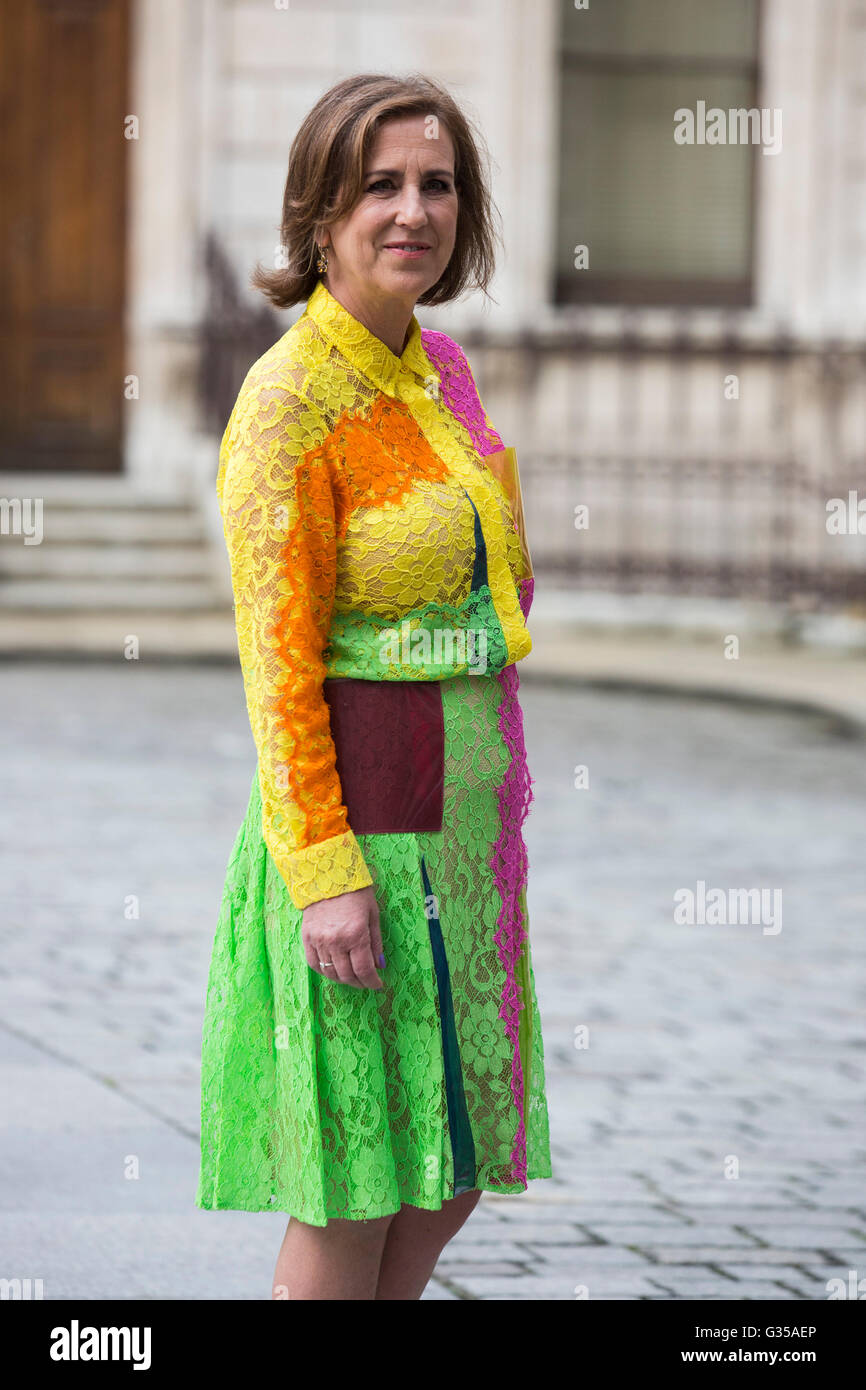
[384,242,431,250]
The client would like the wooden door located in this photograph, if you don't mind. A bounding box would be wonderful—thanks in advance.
[0,0,129,471]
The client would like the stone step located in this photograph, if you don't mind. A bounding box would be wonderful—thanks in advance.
[0,472,198,506]
[0,578,228,610]
[0,542,217,579]
[0,475,229,642]
[1,507,207,544]
[38,510,205,543]
[0,610,238,658]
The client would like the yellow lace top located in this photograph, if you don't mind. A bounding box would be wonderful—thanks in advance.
[216,278,534,910]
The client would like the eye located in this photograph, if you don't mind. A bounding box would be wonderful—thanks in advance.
[365,177,453,193]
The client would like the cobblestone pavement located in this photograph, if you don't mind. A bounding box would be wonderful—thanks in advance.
[1,661,865,1300]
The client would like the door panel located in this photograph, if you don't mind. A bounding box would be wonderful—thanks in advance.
[0,0,129,471]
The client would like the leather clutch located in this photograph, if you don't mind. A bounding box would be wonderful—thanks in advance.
[322,676,445,834]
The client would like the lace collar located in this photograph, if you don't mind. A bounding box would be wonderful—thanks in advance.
[305,278,433,395]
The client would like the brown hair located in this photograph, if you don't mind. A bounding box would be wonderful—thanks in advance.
[249,72,500,310]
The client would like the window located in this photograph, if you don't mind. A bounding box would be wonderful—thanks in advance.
[555,0,761,306]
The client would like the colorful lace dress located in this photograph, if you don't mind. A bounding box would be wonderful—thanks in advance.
[196,278,552,1224]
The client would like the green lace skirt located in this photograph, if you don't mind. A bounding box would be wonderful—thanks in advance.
[196,668,552,1225]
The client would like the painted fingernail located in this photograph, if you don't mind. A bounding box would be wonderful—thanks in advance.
[378,953,386,968]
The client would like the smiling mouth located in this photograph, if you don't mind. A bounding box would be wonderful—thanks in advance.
[384,243,431,251]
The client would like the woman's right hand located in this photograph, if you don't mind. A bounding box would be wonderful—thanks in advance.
[301,884,385,990]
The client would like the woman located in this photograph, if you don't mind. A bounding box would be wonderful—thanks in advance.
[196,72,552,1300]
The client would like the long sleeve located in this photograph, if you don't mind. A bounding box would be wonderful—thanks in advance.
[217,369,374,911]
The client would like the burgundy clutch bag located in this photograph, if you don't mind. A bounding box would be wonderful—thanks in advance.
[322,677,445,834]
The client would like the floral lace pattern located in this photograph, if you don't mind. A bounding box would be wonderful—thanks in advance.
[197,672,551,1222]
[216,280,532,910]
[420,329,505,459]
[198,279,551,1220]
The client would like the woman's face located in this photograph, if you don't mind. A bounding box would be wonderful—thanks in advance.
[320,115,459,313]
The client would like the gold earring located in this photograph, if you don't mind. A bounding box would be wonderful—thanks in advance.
[315,244,329,273]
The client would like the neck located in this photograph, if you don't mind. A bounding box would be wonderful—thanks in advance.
[321,275,415,358]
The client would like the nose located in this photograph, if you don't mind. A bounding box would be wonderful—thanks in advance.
[393,181,427,227]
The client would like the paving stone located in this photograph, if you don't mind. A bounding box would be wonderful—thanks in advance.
[735,1225,866,1248]
[1,668,864,1300]
[669,1207,866,1226]
[648,1277,808,1300]
[433,1261,528,1279]
[498,1205,695,1228]
[467,1221,599,1244]
[484,1201,623,1224]
[454,1273,665,1300]
[584,1223,763,1247]
[712,1263,843,1284]
[516,1244,658,1269]
[421,1279,459,1300]
[809,1246,866,1258]
[648,1247,852,1265]
[434,1238,534,1262]
[800,1267,866,1296]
